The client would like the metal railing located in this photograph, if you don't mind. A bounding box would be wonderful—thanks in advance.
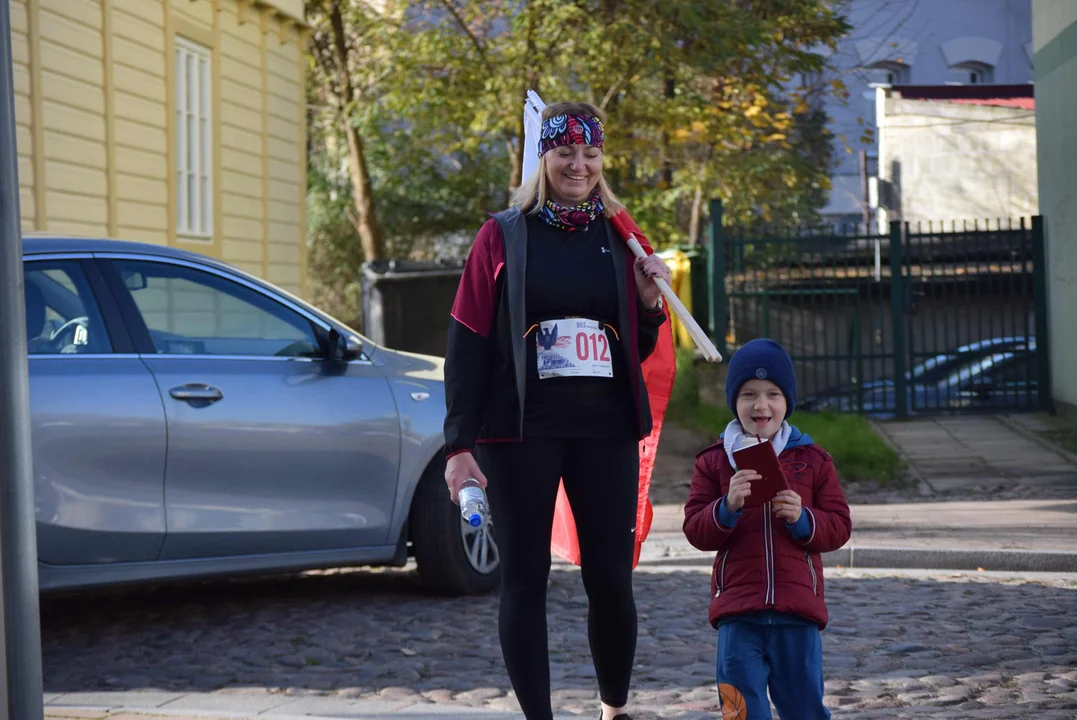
[706,203,1048,418]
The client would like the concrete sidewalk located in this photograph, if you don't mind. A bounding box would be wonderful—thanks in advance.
[875,414,1077,494]
[642,414,1077,571]
[42,693,563,720]
[642,498,1077,571]
[649,498,1077,549]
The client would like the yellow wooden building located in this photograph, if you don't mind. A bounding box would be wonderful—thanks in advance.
[9,0,309,297]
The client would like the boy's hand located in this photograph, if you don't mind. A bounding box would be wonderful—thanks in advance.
[726,469,760,512]
[772,490,803,524]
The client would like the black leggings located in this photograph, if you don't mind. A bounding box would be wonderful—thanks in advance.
[477,437,640,720]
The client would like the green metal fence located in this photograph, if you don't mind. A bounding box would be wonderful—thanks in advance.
[704,200,1050,418]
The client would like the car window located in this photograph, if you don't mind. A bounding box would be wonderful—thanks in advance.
[948,352,1009,388]
[112,260,322,358]
[992,355,1031,384]
[915,349,1001,384]
[23,261,112,355]
[911,353,958,382]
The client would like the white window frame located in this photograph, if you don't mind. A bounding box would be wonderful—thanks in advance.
[175,37,213,240]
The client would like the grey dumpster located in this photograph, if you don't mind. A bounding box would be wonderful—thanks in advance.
[361,259,465,357]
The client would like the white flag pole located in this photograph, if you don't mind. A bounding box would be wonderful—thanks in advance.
[521,91,545,183]
[624,235,723,363]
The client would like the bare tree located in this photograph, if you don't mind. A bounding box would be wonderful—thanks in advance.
[308,0,385,261]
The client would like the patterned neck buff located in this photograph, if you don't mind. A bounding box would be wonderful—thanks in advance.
[538,187,604,232]
[538,114,606,157]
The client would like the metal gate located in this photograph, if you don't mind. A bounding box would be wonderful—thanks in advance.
[706,202,1050,418]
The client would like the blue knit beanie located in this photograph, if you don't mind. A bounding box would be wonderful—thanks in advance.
[725,338,797,420]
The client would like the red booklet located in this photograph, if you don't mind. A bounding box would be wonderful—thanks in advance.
[731,438,790,508]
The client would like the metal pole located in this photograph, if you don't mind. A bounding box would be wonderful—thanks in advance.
[0,0,46,714]
[858,149,870,232]
[889,220,909,419]
[707,198,727,358]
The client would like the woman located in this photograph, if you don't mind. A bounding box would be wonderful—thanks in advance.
[443,101,671,720]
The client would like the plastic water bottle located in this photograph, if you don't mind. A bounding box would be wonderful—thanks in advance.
[459,481,488,528]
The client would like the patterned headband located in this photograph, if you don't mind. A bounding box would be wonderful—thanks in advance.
[538,114,606,157]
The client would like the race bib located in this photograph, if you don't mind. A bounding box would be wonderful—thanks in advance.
[536,318,614,379]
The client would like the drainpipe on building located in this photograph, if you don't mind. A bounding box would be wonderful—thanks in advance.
[859,149,871,233]
[0,0,46,715]
[873,85,891,285]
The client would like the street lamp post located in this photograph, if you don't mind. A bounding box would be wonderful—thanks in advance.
[0,0,46,715]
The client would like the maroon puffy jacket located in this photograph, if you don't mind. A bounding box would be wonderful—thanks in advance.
[683,440,852,629]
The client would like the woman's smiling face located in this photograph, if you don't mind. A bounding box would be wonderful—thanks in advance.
[545,144,603,205]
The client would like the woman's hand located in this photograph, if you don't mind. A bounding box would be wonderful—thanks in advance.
[772,489,803,525]
[633,255,672,309]
[725,469,760,512]
[445,451,488,505]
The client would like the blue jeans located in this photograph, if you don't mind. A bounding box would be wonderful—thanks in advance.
[716,619,830,719]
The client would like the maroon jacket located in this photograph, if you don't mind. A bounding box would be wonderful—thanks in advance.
[682,440,852,628]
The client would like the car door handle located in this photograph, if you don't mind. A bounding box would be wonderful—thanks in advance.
[169,384,223,402]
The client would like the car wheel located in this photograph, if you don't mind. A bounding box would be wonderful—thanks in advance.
[411,458,500,596]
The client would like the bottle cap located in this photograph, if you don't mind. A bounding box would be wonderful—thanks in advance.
[467,514,482,527]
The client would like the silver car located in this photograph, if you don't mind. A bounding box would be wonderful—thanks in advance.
[22,236,498,595]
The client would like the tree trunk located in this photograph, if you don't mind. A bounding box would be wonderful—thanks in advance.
[508,126,522,196]
[329,0,384,261]
[662,73,675,186]
[688,183,703,245]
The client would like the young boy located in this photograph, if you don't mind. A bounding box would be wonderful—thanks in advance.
[682,338,851,720]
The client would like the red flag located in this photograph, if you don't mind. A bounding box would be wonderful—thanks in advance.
[550,210,678,568]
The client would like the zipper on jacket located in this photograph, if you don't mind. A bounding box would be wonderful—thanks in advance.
[805,551,818,595]
[715,550,729,597]
[763,502,775,606]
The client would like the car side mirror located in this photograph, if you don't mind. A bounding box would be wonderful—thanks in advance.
[325,328,362,363]
[121,269,148,291]
[343,337,363,362]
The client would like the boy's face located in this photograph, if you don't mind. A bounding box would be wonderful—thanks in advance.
[736,378,787,439]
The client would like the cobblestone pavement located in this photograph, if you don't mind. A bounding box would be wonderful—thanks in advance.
[42,566,1077,718]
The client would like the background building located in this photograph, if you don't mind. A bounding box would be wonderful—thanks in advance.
[8,0,309,297]
[820,0,1033,230]
[1032,0,1077,417]
[875,83,1037,230]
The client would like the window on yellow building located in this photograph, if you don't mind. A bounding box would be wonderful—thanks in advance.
[175,38,212,239]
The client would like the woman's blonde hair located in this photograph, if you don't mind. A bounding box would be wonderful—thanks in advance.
[510,101,626,217]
